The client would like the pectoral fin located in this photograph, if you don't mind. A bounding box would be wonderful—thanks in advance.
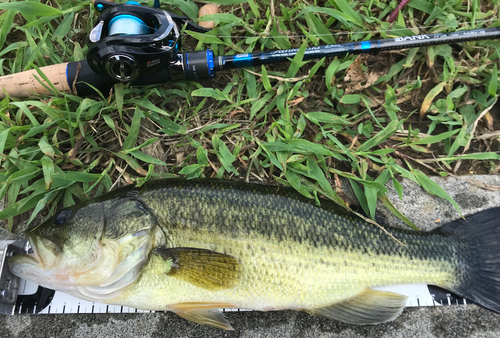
[171,304,234,330]
[152,247,242,290]
[306,288,408,325]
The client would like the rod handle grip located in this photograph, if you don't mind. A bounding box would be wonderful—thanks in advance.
[0,63,73,99]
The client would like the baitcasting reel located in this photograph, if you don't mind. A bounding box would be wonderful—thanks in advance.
[82,0,500,94]
[87,0,212,83]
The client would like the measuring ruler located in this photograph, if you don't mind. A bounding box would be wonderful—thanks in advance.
[1,238,468,315]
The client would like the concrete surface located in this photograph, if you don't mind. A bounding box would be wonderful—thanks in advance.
[378,175,500,231]
[1,175,500,337]
[0,305,499,338]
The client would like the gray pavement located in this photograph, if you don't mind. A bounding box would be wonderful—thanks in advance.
[1,175,500,337]
[0,305,499,338]
[378,175,500,231]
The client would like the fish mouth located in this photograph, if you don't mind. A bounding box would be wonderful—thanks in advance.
[8,235,40,273]
[8,253,40,270]
[8,235,52,276]
[8,252,41,281]
[8,235,66,286]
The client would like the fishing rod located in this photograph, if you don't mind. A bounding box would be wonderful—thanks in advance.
[0,0,499,98]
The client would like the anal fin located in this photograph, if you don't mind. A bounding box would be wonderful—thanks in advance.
[306,288,408,325]
[172,306,234,330]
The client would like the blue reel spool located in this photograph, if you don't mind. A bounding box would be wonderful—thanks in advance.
[108,1,149,36]
[108,15,149,36]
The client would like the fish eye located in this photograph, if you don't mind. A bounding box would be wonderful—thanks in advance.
[54,209,72,226]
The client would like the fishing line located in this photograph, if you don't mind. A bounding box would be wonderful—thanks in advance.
[178,18,498,39]
[130,16,497,39]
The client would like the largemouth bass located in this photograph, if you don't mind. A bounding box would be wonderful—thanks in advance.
[8,179,500,329]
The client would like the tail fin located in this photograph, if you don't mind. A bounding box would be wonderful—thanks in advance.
[438,207,500,313]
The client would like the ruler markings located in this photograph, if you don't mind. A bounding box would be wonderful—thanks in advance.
[15,282,469,314]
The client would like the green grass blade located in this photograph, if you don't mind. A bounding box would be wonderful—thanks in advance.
[0,2,63,17]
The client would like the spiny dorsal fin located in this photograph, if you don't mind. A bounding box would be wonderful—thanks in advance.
[306,288,408,325]
[152,247,242,290]
[171,305,234,330]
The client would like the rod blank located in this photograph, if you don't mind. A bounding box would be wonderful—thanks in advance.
[217,27,500,71]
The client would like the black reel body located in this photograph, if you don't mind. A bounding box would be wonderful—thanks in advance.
[87,0,211,83]
[88,1,178,82]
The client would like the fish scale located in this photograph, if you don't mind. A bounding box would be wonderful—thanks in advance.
[144,180,455,261]
[117,180,460,309]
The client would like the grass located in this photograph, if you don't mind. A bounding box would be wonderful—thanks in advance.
[0,0,499,231]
